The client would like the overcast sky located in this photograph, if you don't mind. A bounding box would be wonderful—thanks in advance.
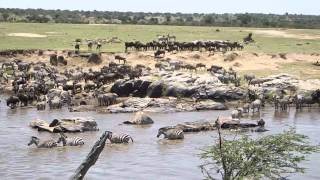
[0,0,319,15]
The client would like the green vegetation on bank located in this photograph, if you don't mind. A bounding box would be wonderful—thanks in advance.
[1,23,320,53]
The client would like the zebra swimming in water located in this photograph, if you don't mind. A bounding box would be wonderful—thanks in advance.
[28,136,58,148]
[107,133,134,144]
[57,133,85,146]
[157,127,184,140]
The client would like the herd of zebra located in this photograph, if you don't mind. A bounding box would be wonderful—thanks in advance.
[28,113,185,149]
[28,132,134,148]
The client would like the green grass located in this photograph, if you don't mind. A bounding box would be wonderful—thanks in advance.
[0,23,320,53]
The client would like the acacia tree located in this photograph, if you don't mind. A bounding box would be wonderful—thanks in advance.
[200,127,319,180]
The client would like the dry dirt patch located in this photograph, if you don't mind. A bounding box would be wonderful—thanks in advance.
[246,30,320,40]
[7,33,47,38]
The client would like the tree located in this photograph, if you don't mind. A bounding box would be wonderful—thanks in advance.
[200,126,319,180]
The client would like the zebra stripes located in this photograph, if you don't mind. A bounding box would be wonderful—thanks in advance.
[157,127,184,140]
[57,133,85,146]
[107,133,134,144]
[28,136,58,148]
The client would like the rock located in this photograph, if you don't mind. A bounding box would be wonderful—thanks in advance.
[111,79,134,97]
[175,120,216,132]
[206,86,246,100]
[59,118,98,132]
[164,82,191,97]
[194,100,227,111]
[105,106,140,113]
[111,79,152,97]
[30,118,98,133]
[122,97,152,108]
[69,105,96,112]
[123,111,154,125]
[194,75,220,86]
[216,116,258,129]
[147,80,166,98]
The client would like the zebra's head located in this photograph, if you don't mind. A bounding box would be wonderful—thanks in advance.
[157,127,169,138]
[28,136,39,146]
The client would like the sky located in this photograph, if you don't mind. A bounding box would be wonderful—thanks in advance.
[0,0,319,15]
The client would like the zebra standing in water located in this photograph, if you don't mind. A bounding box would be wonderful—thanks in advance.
[28,136,58,148]
[107,133,134,144]
[57,133,85,146]
[157,127,184,140]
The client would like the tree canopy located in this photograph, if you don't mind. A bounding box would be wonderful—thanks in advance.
[1,8,320,28]
[200,128,319,180]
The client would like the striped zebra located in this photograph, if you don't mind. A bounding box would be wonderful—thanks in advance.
[57,133,84,146]
[107,133,134,144]
[28,136,58,148]
[157,127,184,140]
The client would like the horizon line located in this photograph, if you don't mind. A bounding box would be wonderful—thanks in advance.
[0,7,319,16]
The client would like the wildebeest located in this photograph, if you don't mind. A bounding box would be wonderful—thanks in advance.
[231,109,242,119]
[154,50,165,58]
[115,55,126,64]
[244,74,255,83]
[251,99,262,113]
[48,96,62,109]
[196,63,206,70]
[36,101,46,111]
[6,96,20,109]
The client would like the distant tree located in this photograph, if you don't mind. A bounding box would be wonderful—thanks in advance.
[200,127,319,180]
[149,17,159,25]
[203,15,214,25]
[238,13,252,26]
[165,15,171,23]
[2,13,9,21]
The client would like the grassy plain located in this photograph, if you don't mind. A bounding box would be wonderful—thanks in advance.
[1,23,320,53]
[0,23,319,80]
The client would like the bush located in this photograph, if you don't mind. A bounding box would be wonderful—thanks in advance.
[200,127,319,180]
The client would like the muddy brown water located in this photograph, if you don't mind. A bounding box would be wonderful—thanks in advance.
[0,96,319,180]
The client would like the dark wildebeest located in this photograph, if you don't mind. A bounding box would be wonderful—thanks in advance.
[154,50,165,58]
[115,55,126,64]
[6,96,20,109]
[96,42,102,51]
[75,43,80,54]
[196,63,206,70]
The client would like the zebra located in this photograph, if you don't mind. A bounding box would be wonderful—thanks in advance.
[107,133,134,144]
[28,136,58,148]
[57,133,84,146]
[157,127,184,140]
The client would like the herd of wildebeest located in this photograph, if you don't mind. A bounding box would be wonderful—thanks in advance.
[1,34,320,149]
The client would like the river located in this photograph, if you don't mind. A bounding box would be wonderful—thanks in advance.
[0,96,319,180]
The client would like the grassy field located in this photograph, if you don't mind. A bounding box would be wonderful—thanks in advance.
[1,23,320,53]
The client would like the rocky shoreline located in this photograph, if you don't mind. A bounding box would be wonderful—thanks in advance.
[0,50,319,114]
